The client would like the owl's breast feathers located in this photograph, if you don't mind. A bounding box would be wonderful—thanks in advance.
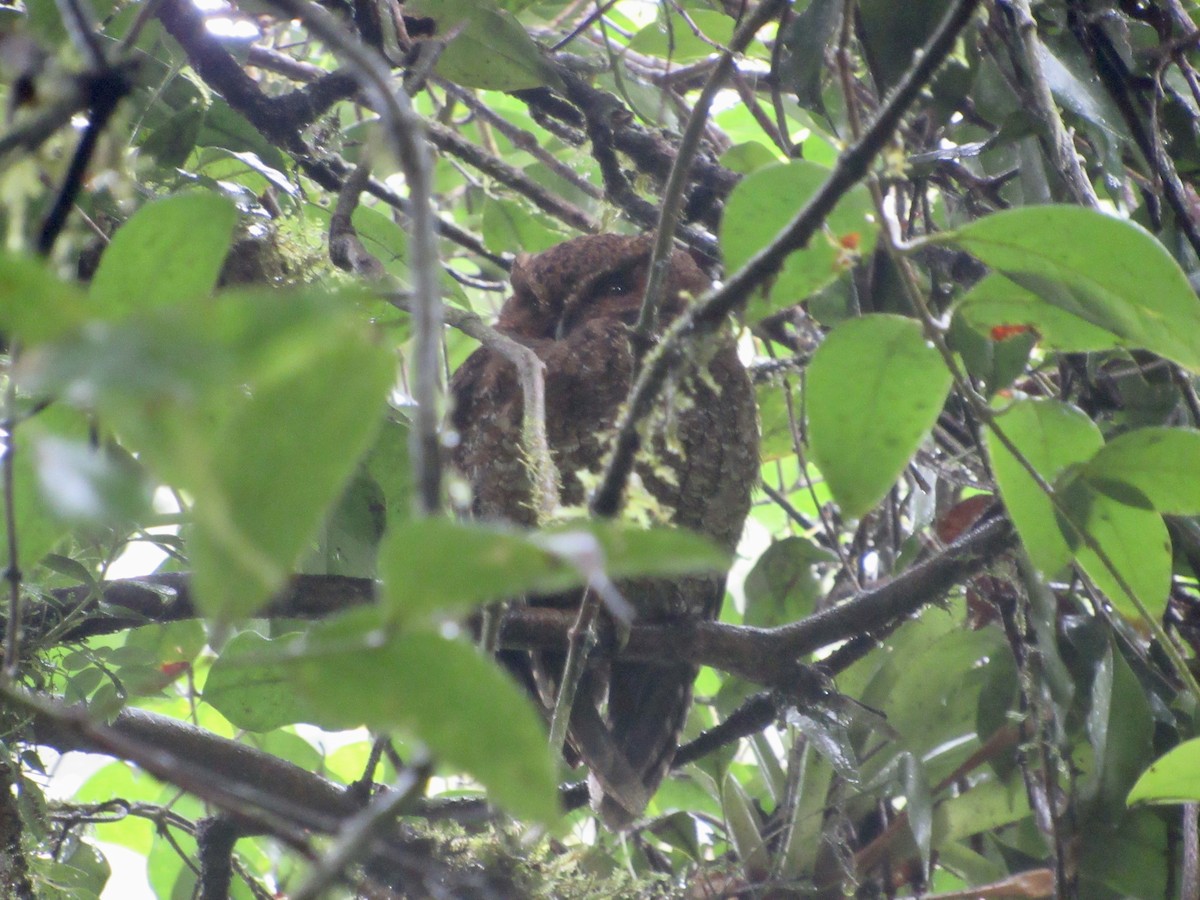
[448,234,759,827]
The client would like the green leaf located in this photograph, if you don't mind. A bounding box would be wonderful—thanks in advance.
[948,206,1200,371]
[743,537,833,628]
[1128,737,1200,805]
[719,141,781,175]
[858,0,950,93]
[196,101,289,172]
[807,315,952,518]
[577,520,727,581]
[140,104,204,168]
[203,631,313,732]
[380,519,725,624]
[932,773,1029,845]
[1082,428,1200,515]
[406,0,561,91]
[721,772,769,881]
[0,405,97,572]
[1081,636,1154,819]
[365,416,413,528]
[985,399,1103,576]
[303,469,387,578]
[380,520,573,623]
[286,615,559,822]
[89,193,237,316]
[721,160,878,322]
[190,331,392,620]
[985,400,1171,619]
[626,10,735,63]
[778,0,841,112]
[0,254,89,343]
[955,272,1129,353]
[900,753,933,872]
[1073,493,1171,622]
[482,196,567,255]
[947,309,1037,398]
[755,383,797,461]
[30,840,111,897]
[28,434,152,527]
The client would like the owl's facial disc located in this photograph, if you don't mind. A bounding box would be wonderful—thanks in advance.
[554,259,646,340]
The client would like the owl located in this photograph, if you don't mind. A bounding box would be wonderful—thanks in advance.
[449,234,759,828]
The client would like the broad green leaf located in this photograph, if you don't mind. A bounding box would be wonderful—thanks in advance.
[0,254,89,343]
[807,315,952,519]
[18,288,392,620]
[380,520,575,622]
[140,105,204,167]
[286,616,559,822]
[196,100,289,172]
[0,429,68,574]
[365,416,413,528]
[577,520,727,580]
[406,0,561,91]
[202,631,312,732]
[380,519,725,623]
[1078,809,1169,898]
[947,311,1036,398]
[985,399,1103,576]
[1073,493,1171,621]
[722,160,878,322]
[1083,428,1200,515]
[778,0,841,112]
[1080,636,1154,820]
[932,773,1029,845]
[303,469,387,578]
[482,196,567,255]
[30,841,111,898]
[949,206,1200,371]
[872,623,1002,785]
[955,273,1128,353]
[986,400,1171,618]
[719,141,780,175]
[190,334,392,620]
[0,404,97,572]
[89,193,237,316]
[722,772,770,881]
[756,383,797,461]
[900,753,933,872]
[858,0,950,93]
[1128,737,1200,805]
[626,10,735,63]
[743,536,834,627]
[30,435,151,526]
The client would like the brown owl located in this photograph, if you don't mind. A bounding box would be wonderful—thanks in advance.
[449,234,759,828]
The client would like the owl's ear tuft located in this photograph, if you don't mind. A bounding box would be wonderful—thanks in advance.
[511,251,556,310]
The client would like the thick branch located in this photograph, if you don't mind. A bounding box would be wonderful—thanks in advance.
[23,699,497,894]
[34,516,1011,685]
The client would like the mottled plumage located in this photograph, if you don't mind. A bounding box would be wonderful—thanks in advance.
[449,234,758,827]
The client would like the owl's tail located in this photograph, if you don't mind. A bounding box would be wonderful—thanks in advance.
[575,661,697,830]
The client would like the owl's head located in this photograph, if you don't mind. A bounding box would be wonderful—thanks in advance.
[498,234,710,340]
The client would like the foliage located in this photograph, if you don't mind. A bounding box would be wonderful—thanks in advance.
[3,0,1200,898]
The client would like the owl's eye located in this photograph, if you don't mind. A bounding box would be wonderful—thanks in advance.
[590,269,634,297]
